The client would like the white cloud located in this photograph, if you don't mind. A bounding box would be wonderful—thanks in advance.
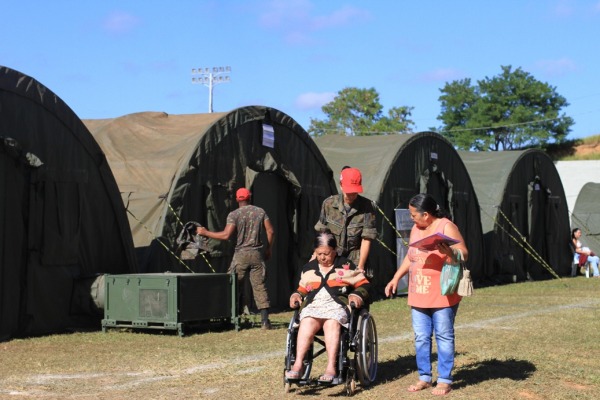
[259,0,371,45]
[311,5,371,30]
[259,0,312,29]
[548,0,600,17]
[294,92,335,110]
[534,58,577,77]
[419,68,465,83]
[551,0,575,17]
[102,11,140,34]
[285,31,315,46]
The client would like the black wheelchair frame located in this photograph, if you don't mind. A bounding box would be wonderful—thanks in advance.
[283,303,378,396]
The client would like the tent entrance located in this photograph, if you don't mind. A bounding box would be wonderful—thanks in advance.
[246,172,296,311]
[527,177,549,279]
[0,150,28,338]
[505,194,527,281]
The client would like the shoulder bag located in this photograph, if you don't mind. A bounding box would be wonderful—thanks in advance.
[440,249,463,295]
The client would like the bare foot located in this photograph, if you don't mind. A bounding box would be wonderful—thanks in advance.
[285,364,304,379]
[432,382,452,396]
[407,380,432,392]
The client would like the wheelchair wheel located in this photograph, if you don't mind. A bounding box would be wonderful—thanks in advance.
[355,312,378,386]
[284,317,297,372]
[344,374,356,396]
[283,312,313,390]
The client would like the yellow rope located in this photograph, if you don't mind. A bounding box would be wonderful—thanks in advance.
[126,209,196,273]
[163,200,215,272]
[495,207,561,279]
[373,202,409,247]
[368,202,411,258]
[376,237,397,257]
[481,206,562,281]
[374,197,562,281]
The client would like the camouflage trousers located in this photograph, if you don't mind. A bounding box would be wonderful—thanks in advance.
[229,250,270,310]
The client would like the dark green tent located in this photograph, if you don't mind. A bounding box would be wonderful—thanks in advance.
[572,182,600,252]
[84,108,336,310]
[460,149,572,282]
[313,132,484,296]
[0,66,137,340]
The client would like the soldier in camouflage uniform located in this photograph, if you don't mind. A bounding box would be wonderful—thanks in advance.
[315,167,377,273]
[197,188,275,330]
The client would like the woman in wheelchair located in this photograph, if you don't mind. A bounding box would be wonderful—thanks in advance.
[285,229,371,384]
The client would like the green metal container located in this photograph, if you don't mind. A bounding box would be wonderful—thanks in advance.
[102,272,238,335]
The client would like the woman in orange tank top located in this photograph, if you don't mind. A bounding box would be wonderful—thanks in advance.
[385,193,468,396]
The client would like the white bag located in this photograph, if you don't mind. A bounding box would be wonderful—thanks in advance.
[457,266,473,297]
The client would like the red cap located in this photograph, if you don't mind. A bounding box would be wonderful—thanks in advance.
[340,168,363,193]
[236,188,251,201]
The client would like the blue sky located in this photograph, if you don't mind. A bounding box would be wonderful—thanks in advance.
[2,0,600,139]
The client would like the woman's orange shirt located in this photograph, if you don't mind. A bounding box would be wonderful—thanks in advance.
[407,218,462,308]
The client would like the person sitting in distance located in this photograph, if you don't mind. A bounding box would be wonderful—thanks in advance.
[572,228,600,277]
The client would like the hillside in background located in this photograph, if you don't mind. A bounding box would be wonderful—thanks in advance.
[570,135,600,159]
[547,134,600,161]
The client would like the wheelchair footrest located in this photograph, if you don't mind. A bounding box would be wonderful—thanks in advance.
[317,376,342,386]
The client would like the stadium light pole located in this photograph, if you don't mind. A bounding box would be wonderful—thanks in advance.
[191,66,231,113]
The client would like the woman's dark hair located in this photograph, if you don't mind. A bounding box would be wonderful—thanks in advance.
[409,193,449,219]
[314,229,337,249]
[572,228,580,239]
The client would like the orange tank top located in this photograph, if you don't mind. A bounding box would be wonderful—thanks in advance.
[407,218,461,308]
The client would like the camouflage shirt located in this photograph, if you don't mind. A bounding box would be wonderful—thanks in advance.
[227,205,269,252]
[314,194,377,262]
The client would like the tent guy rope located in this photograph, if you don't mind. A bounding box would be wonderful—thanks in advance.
[163,200,215,272]
[125,208,200,273]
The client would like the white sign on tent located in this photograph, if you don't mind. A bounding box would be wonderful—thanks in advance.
[394,209,412,295]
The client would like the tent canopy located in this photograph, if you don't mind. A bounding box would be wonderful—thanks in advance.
[460,149,572,282]
[572,182,600,252]
[554,160,600,221]
[313,132,484,294]
[0,66,137,340]
[85,107,337,310]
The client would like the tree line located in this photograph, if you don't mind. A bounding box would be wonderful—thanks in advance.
[308,65,574,151]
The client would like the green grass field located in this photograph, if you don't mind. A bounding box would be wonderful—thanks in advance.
[1,277,599,399]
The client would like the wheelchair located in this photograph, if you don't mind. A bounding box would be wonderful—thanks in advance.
[283,303,378,395]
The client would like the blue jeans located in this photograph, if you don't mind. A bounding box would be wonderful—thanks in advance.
[588,255,600,277]
[411,304,459,385]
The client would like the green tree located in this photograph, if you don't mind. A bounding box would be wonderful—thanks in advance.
[308,87,414,136]
[437,65,574,151]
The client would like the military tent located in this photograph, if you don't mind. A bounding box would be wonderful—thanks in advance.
[313,132,484,296]
[554,160,600,221]
[572,182,600,252]
[460,149,572,283]
[0,66,137,340]
[84,108,336,310]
